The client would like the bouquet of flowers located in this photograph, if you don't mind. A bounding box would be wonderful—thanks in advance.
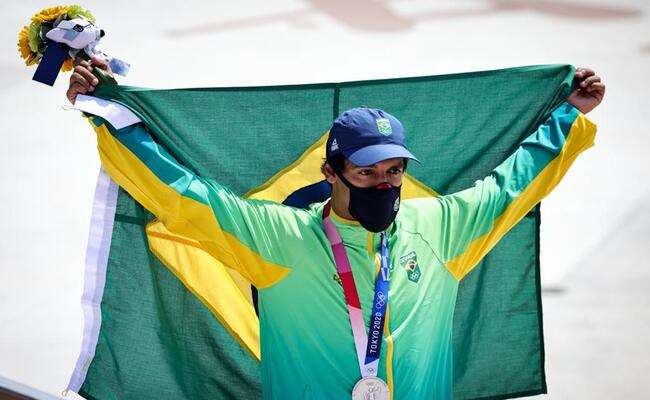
[17,4,128,86]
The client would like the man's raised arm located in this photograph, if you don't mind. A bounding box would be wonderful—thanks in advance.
[68,58,306,289]
[413,68,604,280]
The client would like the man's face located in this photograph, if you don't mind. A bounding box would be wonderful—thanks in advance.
[326,157,406,188]
[323,157,405,220]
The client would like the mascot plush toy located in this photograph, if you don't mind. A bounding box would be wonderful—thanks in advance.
[17,5,128,86]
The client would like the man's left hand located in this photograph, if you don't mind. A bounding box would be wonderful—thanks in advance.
[567,67,605,114]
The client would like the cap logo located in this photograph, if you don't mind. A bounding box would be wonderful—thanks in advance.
[376,118,392,136]
[330,138,339,151]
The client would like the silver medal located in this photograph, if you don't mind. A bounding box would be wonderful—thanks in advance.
[352,377,390,400]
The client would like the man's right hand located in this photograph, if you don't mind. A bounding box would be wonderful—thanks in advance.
[66,55,109,104]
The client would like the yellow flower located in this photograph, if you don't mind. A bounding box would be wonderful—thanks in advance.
[61,57,74,72]
[25,53,40,66]
[30,5,69,23]
[17,25,33,60]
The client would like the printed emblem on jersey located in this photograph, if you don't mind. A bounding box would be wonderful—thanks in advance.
[400,251,421,283]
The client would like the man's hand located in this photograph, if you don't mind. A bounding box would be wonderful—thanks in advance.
[66,55,109,104]
[567,67,605,114]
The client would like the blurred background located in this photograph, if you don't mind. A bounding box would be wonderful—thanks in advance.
[0,0,648,398]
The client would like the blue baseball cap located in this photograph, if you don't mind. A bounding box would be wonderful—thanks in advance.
[326,107,419,167]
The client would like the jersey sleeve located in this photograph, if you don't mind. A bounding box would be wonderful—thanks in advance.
[89,116,309,288]
[417,102,597,280]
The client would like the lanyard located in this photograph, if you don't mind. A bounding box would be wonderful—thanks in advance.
[322,202,391,378]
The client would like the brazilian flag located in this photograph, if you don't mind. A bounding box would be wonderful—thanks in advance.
[67,65,575,399]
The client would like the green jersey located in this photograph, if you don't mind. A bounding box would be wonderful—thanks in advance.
[88,101,595,399]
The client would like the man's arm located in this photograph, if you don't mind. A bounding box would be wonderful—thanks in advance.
[89,116,309,288]
[412,68,603,280]
[92,115,310,286]
[67,57,314,288]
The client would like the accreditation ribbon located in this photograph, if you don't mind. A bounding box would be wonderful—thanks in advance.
[322,203,391,399]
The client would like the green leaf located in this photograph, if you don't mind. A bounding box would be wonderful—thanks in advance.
[27,21,42,53]
[67,5,96,24]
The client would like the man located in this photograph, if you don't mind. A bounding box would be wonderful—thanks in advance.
[67,59,604,399]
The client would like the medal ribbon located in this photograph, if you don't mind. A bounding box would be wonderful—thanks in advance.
[322,202,391,378]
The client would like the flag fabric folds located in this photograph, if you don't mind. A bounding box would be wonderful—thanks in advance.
[68,65,578,399]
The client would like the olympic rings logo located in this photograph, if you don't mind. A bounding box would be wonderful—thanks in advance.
[375,292,386,308]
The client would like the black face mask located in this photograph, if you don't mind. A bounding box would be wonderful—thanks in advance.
[336,173,401,232]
